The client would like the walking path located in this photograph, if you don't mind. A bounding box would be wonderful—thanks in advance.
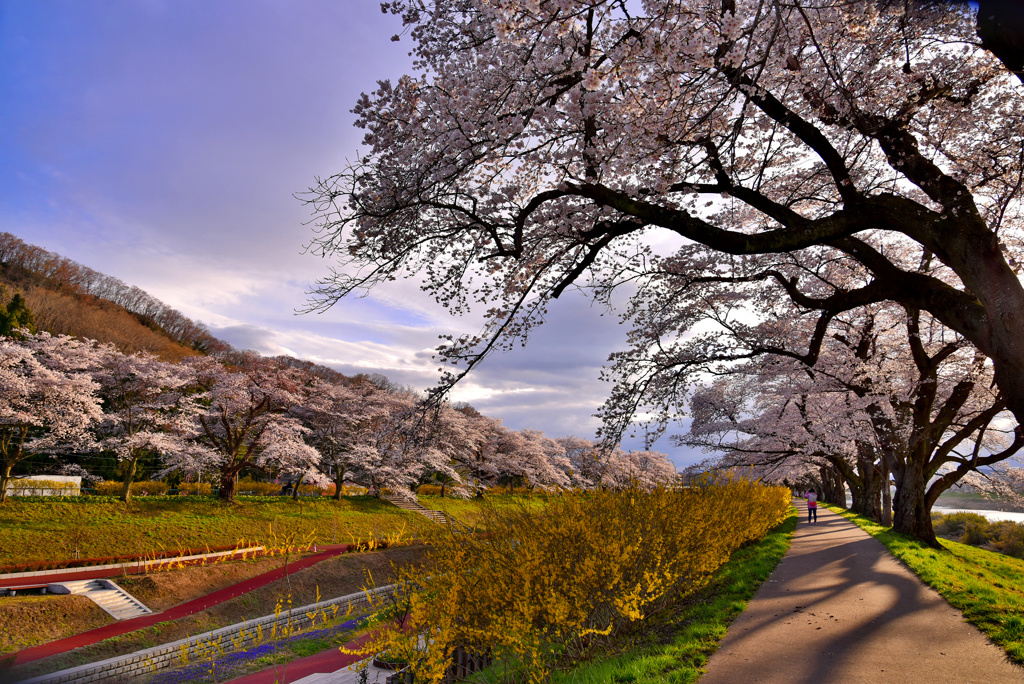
[700,500,1024,683]
[223,631,380,684]
[9,544,358,666]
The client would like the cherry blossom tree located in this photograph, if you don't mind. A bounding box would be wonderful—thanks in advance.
[172,354,324,501]
[297,378,368,499]
[504,428,571,492]
[90,346,194,502]
[662,291,1021,543]
[304,1,1024,491]
[555,434,603,488]
[336,387,446,496]
[0,335,102,502]
[605,449,679,491]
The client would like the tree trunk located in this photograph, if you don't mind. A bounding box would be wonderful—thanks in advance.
[292,474,304,501]
[218,470,237,501]
[819,465,845,506]
[333,469,346,501]
[0,463,11,504]
[881,454,892,527]
[891,460,939,547]
[977,0,1024,83]
[850,445,883,521]
[119,458,138,503]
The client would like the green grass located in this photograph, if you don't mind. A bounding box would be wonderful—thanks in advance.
[417,494,551,525]
[824,504,1024,665]
[0,496,438,566]
[469,509,797,684]
[0,495,554,567]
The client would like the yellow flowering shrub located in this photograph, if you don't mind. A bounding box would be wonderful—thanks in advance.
[354,479,788,682]
[93,480,169,496]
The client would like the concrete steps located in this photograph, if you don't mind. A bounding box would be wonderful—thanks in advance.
[48,578,152,620]
[291,661,402,684]
[382,493,450,525]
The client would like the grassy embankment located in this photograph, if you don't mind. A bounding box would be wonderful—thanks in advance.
[0,494,544,674]
[824,504,1024,665]
[3,544,428,681]
[0,494,541,568]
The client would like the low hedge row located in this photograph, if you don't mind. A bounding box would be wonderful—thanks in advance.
[933,511,1024,559]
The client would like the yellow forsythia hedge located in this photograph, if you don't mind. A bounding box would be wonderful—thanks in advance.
[358,479,789,683]
[6,479,79,495]
[177,482,212,495]
[236,479,281,496]
[93,480,169,496]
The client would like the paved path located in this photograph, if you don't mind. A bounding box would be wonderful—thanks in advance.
[10,544,357,666]
[700,500,1024,683]
[223,631,379,684]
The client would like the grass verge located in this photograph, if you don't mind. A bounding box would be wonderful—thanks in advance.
[466,508,797,684]
[0,495,552,568]
[0,496,538,567]
[823,504,1024,665]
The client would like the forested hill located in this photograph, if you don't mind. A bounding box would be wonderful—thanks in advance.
[0,232,230,361]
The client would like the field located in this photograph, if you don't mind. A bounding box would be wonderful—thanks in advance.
[0,494,533,567]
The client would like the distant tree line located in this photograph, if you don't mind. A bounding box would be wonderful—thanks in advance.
[1,331,678,504]
[0,232,230,354]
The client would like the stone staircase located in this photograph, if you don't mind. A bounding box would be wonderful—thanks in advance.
[48,578,152,620]
[382,493,450,525]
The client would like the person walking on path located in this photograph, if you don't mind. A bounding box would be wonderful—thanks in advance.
[804,489,818,524]
[700,504,1024,683]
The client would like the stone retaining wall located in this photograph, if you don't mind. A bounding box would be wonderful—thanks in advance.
[17,584,396,684]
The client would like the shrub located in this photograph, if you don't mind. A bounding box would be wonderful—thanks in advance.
[236,479,281,496]
[933,512,1024,560]
[92,480,169,496]
[177,482,212,496]
[6,479,79,496]
[483,485,537,497]
[933,511,990,538]
[962,520,991,546]
[355,480,790,683]
[988,521,1024,559]
[297,482,326,496]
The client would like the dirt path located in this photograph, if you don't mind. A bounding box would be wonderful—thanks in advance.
[8,544,358,666]
[700,500,1023,684]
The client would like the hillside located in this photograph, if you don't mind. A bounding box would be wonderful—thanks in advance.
[0,232,229,361]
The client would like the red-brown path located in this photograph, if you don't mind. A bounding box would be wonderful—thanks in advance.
[222,631,376,684]
[9,544,356,666]
[699,501,1024,684]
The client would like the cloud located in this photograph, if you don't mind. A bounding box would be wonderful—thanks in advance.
[1,0,710,471]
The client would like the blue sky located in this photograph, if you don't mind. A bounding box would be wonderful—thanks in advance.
[0,0,701,468]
